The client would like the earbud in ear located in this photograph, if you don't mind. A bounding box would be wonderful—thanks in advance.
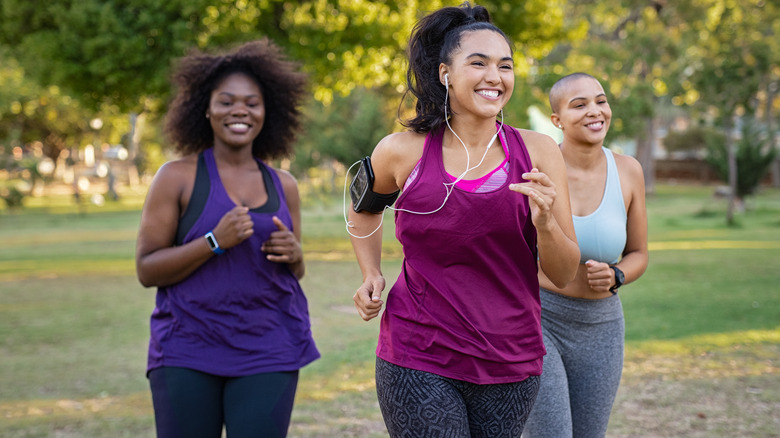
[444,74,449,86]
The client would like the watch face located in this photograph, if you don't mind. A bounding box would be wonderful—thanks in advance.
[614,267,625,285]
[206,233,218,249]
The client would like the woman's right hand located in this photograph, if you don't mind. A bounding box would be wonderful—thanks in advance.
[353,275,386,321]
[212,206,254,249]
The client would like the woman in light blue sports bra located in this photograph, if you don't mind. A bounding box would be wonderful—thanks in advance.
[524,73,649,438]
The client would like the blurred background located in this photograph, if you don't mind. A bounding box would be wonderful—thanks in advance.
[0,0,777,218]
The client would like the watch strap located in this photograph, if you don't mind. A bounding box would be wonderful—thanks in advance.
[609,265,624,294]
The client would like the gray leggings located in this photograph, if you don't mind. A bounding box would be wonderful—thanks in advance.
[523,289,624,438]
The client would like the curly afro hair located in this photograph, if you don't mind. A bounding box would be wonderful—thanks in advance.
[164,38,308,160]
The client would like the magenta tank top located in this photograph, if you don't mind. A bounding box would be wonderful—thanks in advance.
[377,124,544,384]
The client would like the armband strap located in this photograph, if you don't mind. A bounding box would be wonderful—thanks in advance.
[350,156,400,214]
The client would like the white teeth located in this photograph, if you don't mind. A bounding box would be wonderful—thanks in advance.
[477,90,499,98]
[586,122,602,128]
[228,123,249,129]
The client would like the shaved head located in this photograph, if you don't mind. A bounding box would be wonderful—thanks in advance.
[549,72,600,113]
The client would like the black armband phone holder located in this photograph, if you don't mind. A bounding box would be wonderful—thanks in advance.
[350,156,400,214]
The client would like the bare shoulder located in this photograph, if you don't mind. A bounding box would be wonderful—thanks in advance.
[514,128,561,168]
[373,131,426,161]
[149,155,197,190]
[613,152,645,182]
[272,167,299,193]
[371,130,427,191]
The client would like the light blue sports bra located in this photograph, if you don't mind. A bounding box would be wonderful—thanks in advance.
[573,147,627,264]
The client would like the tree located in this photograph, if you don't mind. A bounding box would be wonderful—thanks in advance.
[0,0,209,112]
[672,0,778,224]
[531,0,689,195]
[705,118,777,206]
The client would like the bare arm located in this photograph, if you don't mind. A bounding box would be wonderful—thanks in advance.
[510,132,579,288]
[348,132,422,321]
[612,155,648,286]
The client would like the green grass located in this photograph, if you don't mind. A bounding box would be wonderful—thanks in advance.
[1,183,779,437]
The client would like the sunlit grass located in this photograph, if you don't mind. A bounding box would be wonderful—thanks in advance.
[1,183,779,437]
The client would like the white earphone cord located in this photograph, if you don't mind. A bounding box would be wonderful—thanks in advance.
[344,83,504,239]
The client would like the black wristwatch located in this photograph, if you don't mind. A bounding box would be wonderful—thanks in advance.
[609,265,625,294]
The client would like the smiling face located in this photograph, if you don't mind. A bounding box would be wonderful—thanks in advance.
[441,29,514,121]
[552,76,612,146]
[207,72,265,149]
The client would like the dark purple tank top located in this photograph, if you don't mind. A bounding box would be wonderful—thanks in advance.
[377,124,543,384]
[147,148,319,376]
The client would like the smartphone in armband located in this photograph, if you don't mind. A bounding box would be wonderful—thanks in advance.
[350,156,400,214]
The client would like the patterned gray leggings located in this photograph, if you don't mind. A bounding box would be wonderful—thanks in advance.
[376,357,540,437]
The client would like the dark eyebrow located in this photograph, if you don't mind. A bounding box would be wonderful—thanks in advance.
[216,91,260,98]
[568,93,607,104]
[466,53,514,63]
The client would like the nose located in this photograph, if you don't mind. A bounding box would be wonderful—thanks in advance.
[231,104,249,117]
[485,65,501,84]
[585,102,601,116]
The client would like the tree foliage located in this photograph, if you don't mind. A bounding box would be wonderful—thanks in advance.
[0,0,207,112]
[1,0,777,205]
[705,118,778,199]
[0,0,573,110]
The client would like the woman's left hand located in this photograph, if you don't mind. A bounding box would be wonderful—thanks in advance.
[509,168,557,230]
[261,216,302,264]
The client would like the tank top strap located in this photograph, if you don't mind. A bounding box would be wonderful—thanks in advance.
[175,151,211,245]
[602,147,626,215]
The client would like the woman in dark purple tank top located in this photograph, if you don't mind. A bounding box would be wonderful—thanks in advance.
[347,3,580,437]
[136,39,318,438]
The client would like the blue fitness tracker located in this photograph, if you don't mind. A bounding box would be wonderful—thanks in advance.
[204,231,225,255]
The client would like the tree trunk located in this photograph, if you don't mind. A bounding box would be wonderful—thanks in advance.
[635,115,656,194]
[725,116,738,225]
[765,81,779,188]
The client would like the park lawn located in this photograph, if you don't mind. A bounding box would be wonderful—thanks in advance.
[0,183,778,437]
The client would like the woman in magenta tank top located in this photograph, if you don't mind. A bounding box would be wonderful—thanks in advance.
[136,40,318,438]
[347,3,580,437]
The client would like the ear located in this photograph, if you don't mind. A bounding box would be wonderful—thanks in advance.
[439,63,449,87]
[550,114,561,129]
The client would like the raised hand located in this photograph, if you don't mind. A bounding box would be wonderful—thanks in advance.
[212,206,254,249]
[261,216,302,264]
[509,168,557,230]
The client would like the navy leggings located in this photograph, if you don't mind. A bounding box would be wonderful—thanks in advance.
[376,357,541,437]
[148,367,299,438]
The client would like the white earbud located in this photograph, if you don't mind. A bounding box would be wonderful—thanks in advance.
[444,74,449,86]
